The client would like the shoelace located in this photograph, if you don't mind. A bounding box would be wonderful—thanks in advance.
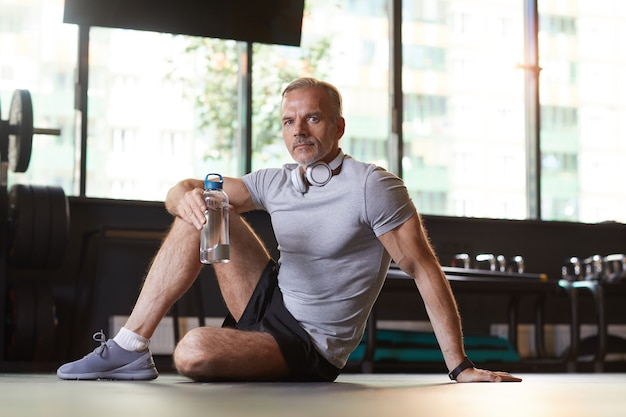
[92,330,108,355]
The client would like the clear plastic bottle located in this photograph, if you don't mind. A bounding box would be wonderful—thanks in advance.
[200,173,230,264]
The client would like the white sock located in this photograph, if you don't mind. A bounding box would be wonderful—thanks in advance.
[113,327,150,352]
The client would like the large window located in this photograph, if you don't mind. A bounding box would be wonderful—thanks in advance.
[538,0,626,223]
[87,30,240,200]
[402,0,527,219]
[2,0,626,224]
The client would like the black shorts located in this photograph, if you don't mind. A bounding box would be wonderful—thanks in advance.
[222,260,341,382]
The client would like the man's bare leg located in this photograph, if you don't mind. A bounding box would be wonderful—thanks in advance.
[173,327,288,381]
[173,212,289,381]
[123,217,204,339]
[123,208,269,339]
[56,216,204,380]
[57,211,288,381]
[212,212,272,321]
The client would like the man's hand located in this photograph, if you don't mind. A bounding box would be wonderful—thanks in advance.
[455,367,523,383]
[178,188,207,230]
[164,179,206,230]
[164,179,205,225]
[165,176,253,229]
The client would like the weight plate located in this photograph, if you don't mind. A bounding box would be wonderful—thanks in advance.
[7,185,70,269]
[5,280,36,361]
[46,186,70,268]
[32,281,56,362]
[8,184,34,267]
[8,89,34,173]
[30,185,51,269]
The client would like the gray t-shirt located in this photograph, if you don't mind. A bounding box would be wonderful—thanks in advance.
[242,155,416,368]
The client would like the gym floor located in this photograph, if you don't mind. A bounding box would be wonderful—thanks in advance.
[1,372,624,417]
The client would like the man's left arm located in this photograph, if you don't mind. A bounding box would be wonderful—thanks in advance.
[378,213,522,382]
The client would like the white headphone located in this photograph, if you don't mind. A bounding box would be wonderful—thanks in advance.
[291,150,345,193]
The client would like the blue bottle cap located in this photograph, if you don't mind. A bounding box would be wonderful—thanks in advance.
[204,173,224,190]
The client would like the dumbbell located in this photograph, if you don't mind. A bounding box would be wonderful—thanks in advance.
[452,253,470,268]
[603,254,626,283]
[582,254,604,281]
[562,257,583,281]
[475,253,497,271]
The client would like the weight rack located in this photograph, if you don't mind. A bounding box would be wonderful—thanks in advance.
[0,89,65,364]
[0,95,9,362]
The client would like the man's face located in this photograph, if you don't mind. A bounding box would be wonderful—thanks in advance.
[281,87,345,166]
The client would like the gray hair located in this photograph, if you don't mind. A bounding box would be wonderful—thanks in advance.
[282,77,343,121]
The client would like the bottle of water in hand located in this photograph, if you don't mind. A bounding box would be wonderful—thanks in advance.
[200,173,230,264]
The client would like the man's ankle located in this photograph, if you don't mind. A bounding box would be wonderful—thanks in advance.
[113,327,150,352]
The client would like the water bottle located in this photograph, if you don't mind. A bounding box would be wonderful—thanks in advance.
[200,173,230,264]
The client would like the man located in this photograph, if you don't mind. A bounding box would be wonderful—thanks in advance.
[57,78,521,383]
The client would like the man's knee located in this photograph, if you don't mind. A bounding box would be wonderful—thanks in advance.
[173,327,217,380]
[172,326,290,381]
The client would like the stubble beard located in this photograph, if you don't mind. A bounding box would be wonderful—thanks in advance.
[292,138,323,166]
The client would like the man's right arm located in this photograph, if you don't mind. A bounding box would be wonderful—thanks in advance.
[164,177,255,230]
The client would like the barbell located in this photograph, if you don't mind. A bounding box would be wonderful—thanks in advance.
[1,89,62,173]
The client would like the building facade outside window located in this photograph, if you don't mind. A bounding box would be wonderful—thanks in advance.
[402,0,527,219]
[539,0,626,223]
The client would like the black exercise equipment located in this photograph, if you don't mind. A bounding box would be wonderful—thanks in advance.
[0,89,68,363]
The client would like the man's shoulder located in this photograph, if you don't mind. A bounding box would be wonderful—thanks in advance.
[343,155,378,172]
[343,156,401,181]
[246,166,289,178]
[243,166,291,191]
